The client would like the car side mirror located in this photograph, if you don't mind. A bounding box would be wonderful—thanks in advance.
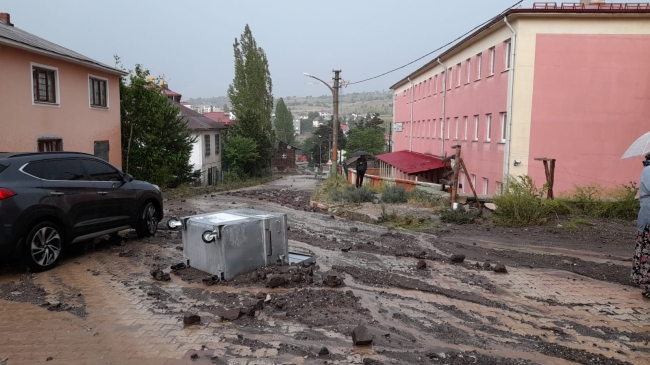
[123,173,134,183]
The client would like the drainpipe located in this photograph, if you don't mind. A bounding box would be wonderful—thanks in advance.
[436,58,447,156]
[407,77,414,152]
[504,16,517,184]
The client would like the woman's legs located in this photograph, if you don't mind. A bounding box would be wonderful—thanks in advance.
[356,171,365,188]
[631,223,650,297]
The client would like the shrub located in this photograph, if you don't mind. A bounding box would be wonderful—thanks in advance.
[492,175,550,227]
[440,208,478,224]
[382,186,408,203]
[341,186,375,204]
[558,182,639,220]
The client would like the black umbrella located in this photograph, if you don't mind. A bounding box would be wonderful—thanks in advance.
[351,151,371,158]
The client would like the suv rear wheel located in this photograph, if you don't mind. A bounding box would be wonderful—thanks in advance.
[136,202,158,238]
[25,221,63,272]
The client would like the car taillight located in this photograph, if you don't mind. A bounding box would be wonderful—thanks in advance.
[0,188,16,200]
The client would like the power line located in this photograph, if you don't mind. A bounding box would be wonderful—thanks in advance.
[346,0,523,86]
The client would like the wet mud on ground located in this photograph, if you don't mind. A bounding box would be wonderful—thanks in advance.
[0,175,648,365]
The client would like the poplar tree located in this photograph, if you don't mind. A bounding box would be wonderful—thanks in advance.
[274,98,295,144]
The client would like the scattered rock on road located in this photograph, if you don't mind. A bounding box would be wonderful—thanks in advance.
[322,271,345,287]
[493,263,508,273]
[150,268,171,281]
[319,347,330,356]
[220,308,243,321]
[416,260,427,270]
[482,261,492,269]
[450,254,466,263]
[268,275,287,288]
[183,314,201,325]
[352,325,373,346]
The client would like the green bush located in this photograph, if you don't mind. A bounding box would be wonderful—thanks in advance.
[382,186,408,203]
[339,186,375,204]
[407,189,445,208]
[440,208,478,225]
[562,182,639,220]
[492,175,551,227]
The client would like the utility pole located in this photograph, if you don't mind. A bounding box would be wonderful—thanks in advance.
[332,70,341,177]
[450,145,462,206]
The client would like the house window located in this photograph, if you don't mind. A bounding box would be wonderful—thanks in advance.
[32,66,57,104]
[464,116,468,140]
[496,181,503,195]
[204,134,211,156]
[483,178,489,195]
[454,117,459,140]
[476,53,482,79]
[38,138,62,152]
[466,59,471,83]
[429,77,433,96]
[474,115,479,141]
[461,174,466,193]
[433,120,437,138]
[500,113,507,142]
[89,77,107,107]
[489,47,495,75]
[423,80,427,97]
[472,175,477,192]
[448,68,452,90]
[486,114,492,142]
[456,63,461,87]
[440,119,444,139]
[505,40,512,70]
[215,133,220,154]
[434,75,438,94]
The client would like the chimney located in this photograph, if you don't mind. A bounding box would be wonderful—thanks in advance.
[0,13,13,26]
[580,0,605,4]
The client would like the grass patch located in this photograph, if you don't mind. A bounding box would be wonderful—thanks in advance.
[377,205,440,232]
[312,176,375,205]
[407,189,447,208]
[561,219,596,230]
[162,175,278,200]
[493,175,639,227]
[440,208,479,225]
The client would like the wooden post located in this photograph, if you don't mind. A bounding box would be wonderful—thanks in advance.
[459,158,481,209]
[534,157,556,199]
[450,145,462,206]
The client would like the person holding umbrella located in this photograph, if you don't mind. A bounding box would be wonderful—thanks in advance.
[356,155,367,188]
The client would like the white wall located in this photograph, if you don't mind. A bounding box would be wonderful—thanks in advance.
[189,133,202,171]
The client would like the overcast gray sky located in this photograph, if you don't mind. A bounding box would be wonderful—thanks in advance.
[3,0,534,99]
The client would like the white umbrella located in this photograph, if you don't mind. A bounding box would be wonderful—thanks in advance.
[621,131,650,160]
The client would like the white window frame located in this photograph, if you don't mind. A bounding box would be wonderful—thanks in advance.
[505,40,512,70]
[434,75,438,94]
[473,115,479,141]
[456,63,461,87]
[464,116,468,140]
[88,74,110,109]
[440,119,445,139]
[30,62,60,107]
[489,47,495,75]
[483,178,489,195]
[486,114,492,142]
[446,118,450,139]
[433,119,437,138]
[500,113,507,143]
[476,53,482,80]
[472,175,477,192]
[466,59,471,84]
[454,117,459,140]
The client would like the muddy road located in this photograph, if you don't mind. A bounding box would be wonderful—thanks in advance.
[0,174,648,365]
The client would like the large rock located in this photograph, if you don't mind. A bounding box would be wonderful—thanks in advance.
[493,263,508,273]
[416,260,427,270]
[450,254,466,263]
[319,347,330,356]
[322,271,345,287]
[267,275,287,288]
[150,268,171,281]
[351,325,373,346]
[484,203,497,211]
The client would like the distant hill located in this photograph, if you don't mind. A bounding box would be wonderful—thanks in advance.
[185,90,393,116]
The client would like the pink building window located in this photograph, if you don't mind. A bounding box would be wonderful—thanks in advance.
[446,118,450,139]
[466,59,471,84]
[456,64,461,87]
[447,68,452,90]
[489,47,496,75]
[463,116,468,140]
[473,115,479,141]
[454,117,459,140]
[485,114,492,142]
[500,113,507,142]
[505,40,512,70]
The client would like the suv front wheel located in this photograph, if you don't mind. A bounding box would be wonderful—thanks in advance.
[25,221,63,272]
[136,202,158,238]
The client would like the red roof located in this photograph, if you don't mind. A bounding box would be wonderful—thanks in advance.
[341,125,349,131]
[203,111,232,127]
[162,88,181,97]
[375,150,448,174]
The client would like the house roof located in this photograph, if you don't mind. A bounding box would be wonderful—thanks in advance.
[375,150,448,174]
[389,3,650,90]
[203,111,232,126]
[162,88,182,97]
[173,101,227,131]
[0,21,127,76]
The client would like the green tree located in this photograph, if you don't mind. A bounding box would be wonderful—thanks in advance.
[223,135,259,174]
[345,127,385,158]
[310,119,347,164]
[300,118,314,134]
[307,111,320,120]
[225,25,275,175]
[274,98,294,144]
[120,64,195,188]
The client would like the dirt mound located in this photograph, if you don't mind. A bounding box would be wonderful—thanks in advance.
[224,188,312,211]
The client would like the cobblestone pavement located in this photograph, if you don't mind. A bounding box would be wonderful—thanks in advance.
[1,175,649,365]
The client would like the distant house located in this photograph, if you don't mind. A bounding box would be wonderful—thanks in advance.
[204,111,232,127]
[0,13,127,166]
[271,141,299,172]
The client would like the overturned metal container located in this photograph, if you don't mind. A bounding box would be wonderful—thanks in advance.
[167,209,288,281]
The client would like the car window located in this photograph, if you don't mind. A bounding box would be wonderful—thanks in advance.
[24,159,86,181]
[83,160,122,182]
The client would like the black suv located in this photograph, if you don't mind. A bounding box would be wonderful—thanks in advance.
[0,152,163,271]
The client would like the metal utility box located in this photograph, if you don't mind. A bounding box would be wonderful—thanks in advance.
[172,209,288,281]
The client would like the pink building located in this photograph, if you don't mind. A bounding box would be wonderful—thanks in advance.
[0,13,126,167]
[390,1,650,195]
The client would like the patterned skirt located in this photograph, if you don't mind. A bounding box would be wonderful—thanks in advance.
[631,223,650,293]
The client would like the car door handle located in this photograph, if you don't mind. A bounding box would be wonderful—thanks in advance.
[50,191,65,197]
[97,191,108,195]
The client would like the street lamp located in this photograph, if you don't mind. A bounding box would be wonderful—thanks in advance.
[303,71,341,177]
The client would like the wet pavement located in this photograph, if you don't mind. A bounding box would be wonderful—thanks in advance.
[0,175,649,365]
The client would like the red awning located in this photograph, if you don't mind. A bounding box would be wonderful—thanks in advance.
[375,150,448,174]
